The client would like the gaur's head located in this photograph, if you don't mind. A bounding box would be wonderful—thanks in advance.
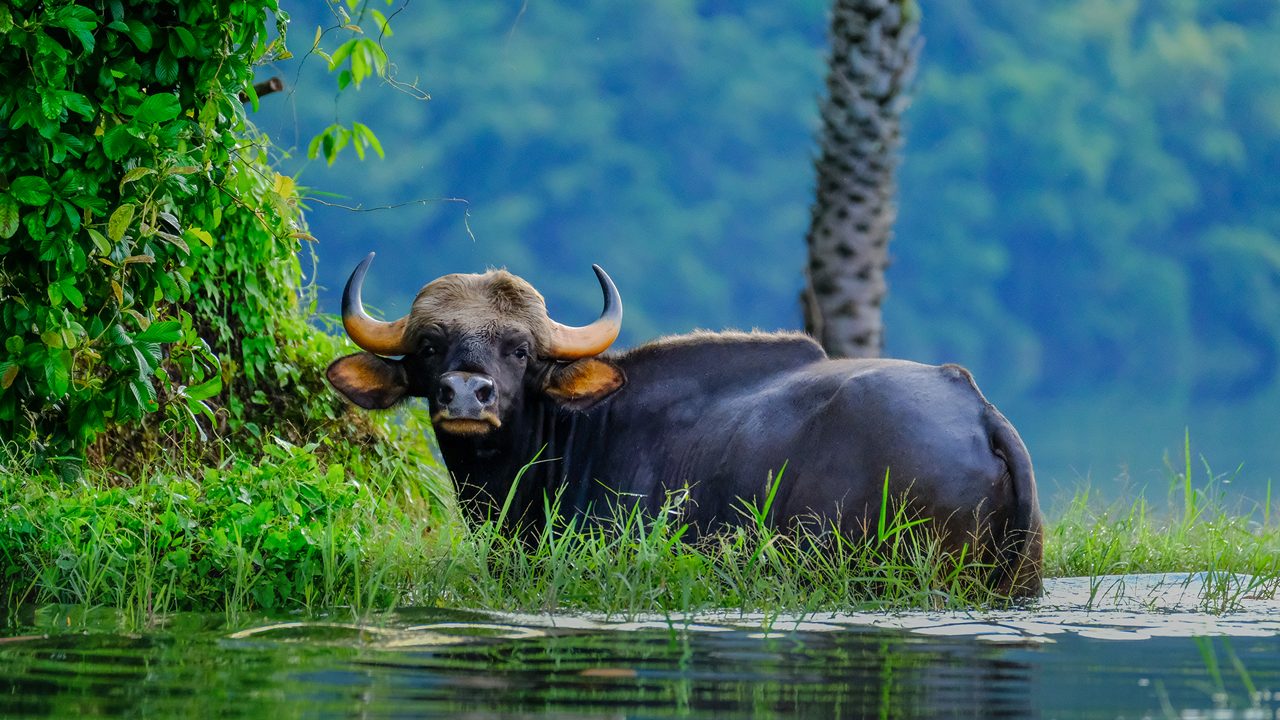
[326,253,625,437]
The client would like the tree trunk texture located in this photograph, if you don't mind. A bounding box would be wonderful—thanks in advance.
[803,0,920,358]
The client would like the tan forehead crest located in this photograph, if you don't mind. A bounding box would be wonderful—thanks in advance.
[407,270,552,341]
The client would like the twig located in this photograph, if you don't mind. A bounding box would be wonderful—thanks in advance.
[239,77,284,104]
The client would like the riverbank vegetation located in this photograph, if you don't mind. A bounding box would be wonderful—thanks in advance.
[1046,440,1279,610]
[3,433,1276,628]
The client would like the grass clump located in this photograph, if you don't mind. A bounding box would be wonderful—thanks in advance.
[428,490,1006,618]
[1046,485,1279,580]
[418,463,1011,616]
[1044,437,1279,609]
[0,416,448,626]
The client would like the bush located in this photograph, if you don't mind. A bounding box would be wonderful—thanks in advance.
[0,0,349,464]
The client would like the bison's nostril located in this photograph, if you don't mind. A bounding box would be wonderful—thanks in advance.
[437,385,455,405]
[474,383,493,405]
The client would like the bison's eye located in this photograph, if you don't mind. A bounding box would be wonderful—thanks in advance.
[422,344,438,358]
[513,346,529,361]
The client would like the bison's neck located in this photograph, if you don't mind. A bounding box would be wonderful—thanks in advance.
[436,398,602,536]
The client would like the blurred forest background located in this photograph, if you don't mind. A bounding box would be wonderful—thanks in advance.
[257,0,1280,503]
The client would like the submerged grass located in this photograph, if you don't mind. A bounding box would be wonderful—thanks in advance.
[3,431,1277,628]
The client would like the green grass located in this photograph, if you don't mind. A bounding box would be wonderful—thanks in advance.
[425,467,1005,618]
[0,413,449,627]
[3,431,1277,629]
[1045,440,1279,612]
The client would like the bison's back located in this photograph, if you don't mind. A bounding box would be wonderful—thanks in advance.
[592,350,1042,594]
[704,360,1008,530]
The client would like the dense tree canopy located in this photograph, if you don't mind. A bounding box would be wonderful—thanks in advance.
[892,0,1280,406]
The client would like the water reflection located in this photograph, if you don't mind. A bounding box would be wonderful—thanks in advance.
[3,613,1278,719]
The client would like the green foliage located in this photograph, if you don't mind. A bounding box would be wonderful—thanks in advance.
[0,0,398,464]
[0,428,446,620]
[0,0,288,458]
[0,439,1009,621]
[305,1,397,166]
[4,432,1276,622]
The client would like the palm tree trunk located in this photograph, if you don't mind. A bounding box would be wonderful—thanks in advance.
[803,0,920,358]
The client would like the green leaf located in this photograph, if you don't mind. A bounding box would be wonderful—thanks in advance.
[119,167,154,192]
[155,52,179,85]
[63,282,85,309]
[328,38,357,72]
[109,324,132,347]
[72,28,96,53]
[187,226,214,248]
[124,19,152,51]
[44,350,72,397]
[108,203,135,242]
[136,320,181,344]
[10,176,52,206]
[41,91,62,120]
[370,9,393,37]
[353,122,385,159]
[134,93,181,124]
[132,377,156,408]
[103,125,135,160]
[185,375,222,402]
[171,26,197,53]
[0,194,17,239]
[62,92,95,119]
[134,344,159,373]
[86,228,113,255]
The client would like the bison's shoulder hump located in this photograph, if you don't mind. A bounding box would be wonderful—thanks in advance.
[621,330,824,365]
[613,330,825,390]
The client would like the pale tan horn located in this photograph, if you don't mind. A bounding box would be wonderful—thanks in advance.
[546,265,623,359]
[341,252,413,356]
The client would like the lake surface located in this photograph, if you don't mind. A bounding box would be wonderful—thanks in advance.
[2,574,1278,719]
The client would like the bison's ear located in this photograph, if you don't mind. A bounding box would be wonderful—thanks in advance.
[326,353,410,409]
[544,358,625,411]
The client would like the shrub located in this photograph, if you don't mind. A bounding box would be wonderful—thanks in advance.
[0,0,353,465]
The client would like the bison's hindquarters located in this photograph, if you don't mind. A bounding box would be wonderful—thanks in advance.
[982,403,1044,598]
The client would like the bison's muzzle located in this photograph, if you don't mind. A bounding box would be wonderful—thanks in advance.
[433,371,502,435]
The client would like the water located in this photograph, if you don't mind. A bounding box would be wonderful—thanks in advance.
[3,575,1279,719]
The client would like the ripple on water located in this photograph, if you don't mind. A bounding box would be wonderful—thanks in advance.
[1,573,1278,719]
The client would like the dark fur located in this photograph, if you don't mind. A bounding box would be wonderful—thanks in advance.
[328,275,1044,597]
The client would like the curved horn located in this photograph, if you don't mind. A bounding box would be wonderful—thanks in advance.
[341,252,413,356]
[546,265,623,359]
